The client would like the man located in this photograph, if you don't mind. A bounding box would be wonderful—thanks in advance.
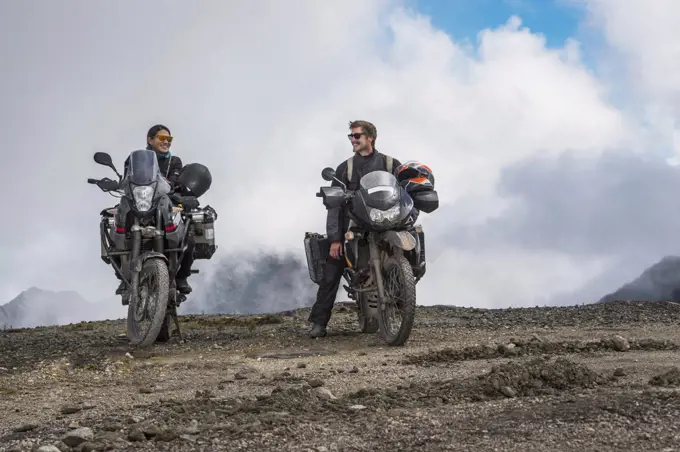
[308,120,402,338]
[114,124,195,296]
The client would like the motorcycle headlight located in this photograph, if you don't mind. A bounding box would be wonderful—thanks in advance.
[132,185,155,211]
[369,204,401,224]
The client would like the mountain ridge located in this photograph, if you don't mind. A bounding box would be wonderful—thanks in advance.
[0,286,125,329]
[1,250,315,328]
[8,253,680,329]
[598,255,680,303]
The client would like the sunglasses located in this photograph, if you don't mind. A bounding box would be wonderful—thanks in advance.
[156,135,173,143]
[347,133,364,140]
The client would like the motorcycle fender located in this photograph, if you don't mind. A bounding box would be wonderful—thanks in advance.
[130,251,168,273]
[383,230,416,251]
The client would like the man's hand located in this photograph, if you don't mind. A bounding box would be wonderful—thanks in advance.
[329,241,343,259]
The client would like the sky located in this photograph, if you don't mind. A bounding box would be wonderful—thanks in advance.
[1,0,680,314]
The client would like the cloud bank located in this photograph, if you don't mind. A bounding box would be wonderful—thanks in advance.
[1,0,680,315]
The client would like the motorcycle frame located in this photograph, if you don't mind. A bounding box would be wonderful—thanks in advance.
[318,168,426,318]
[341,221,421,319]
[100,194,196,307]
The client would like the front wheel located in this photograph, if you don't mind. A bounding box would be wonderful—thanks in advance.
[377,254,416,346]
[127,258,170,348]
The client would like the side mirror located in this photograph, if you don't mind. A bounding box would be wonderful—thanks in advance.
[94,152,114,168]
[321,167,336,182]
[93,152,122,180]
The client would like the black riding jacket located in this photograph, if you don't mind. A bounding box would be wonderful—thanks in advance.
[326,150,402,243]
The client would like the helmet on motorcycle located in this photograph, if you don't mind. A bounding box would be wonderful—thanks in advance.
[177,163,212,197]
[396,161,434,193]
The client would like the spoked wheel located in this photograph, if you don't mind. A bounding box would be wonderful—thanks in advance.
[378,254,416,346]
[127,258,170,348]
[357,292,379,333]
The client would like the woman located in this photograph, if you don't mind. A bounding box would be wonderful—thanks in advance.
[115,124,194,295]
[145,124,184,186]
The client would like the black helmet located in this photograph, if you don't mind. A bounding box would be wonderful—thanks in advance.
[178,163,212,197]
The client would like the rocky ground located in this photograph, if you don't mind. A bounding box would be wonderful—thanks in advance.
[2,300,680,451]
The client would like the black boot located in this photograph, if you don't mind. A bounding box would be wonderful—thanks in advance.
[176,278,192,294]
[308,323,327,338]
[115,282,125,295]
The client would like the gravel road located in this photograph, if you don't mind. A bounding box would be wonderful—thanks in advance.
[1,300,680,451]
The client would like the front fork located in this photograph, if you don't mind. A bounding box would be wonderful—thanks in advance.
[129,218,142,306]
[129,210,166,304]
[368,233,388,312]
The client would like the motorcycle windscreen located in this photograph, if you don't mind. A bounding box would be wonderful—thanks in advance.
[127,150,161,185]
[358,171,401,210]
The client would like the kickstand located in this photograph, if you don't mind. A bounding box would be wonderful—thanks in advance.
[169,306,184,344]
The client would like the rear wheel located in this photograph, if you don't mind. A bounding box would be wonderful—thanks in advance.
[127,258,170,348]
[377,254,416,346]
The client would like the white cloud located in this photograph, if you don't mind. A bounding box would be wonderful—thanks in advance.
[584,0,680,100]
[0,0,677,310]
[580,0,680,158]
[425,248,613,308]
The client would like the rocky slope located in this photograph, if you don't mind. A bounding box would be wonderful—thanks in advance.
[1,300,680,451]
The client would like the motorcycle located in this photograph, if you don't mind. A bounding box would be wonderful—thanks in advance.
[88,149,218,347]
[304,167,439,346]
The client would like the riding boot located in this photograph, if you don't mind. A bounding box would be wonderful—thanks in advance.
[176,278,192,294]
[308,323,327,338]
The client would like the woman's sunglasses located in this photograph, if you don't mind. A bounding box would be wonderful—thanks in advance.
[156,135,173,143]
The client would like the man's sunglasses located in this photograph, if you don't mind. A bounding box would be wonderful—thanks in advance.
[156,135,173,143]
[347,133,364,140]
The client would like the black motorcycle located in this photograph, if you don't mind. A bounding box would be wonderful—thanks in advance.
[88,149,218,347]
[305,167,438,346]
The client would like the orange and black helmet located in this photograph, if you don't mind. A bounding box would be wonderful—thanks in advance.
[396,161,435,193]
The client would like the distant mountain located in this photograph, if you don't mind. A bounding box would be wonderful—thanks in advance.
[181,250,316,315]
[13,252,679,329]
[2,250,318,329]
[0,287,123,329]
[598,255,680,303]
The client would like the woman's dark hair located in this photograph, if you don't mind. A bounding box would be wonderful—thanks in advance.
[146,124,171,149]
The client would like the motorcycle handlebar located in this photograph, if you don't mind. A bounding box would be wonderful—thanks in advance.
[87,178,98,184]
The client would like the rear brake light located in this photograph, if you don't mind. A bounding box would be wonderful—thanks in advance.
[115,226,126,233]
[165,224,177,232]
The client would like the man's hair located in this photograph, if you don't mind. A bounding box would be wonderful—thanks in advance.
[348,120,377,148]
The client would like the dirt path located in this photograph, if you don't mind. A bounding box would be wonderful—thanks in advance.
[1,301,680,451]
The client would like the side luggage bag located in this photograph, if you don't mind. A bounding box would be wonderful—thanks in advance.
[303,232,330,284]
